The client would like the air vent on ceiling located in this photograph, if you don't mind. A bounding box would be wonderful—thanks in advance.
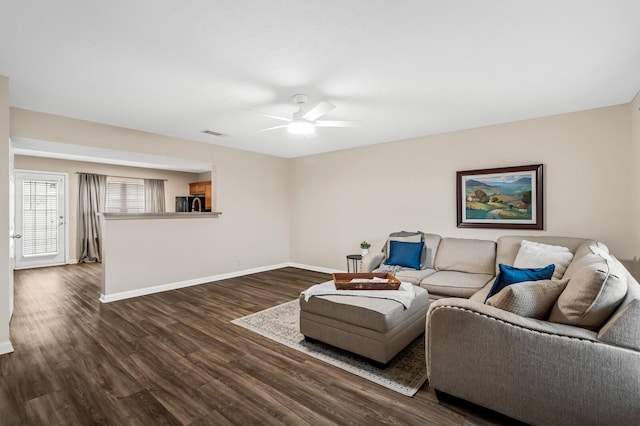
[202,130,227,137]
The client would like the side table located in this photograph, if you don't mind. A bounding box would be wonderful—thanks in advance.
[346,254,362,273]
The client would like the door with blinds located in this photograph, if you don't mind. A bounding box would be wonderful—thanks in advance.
[15,171,66,269]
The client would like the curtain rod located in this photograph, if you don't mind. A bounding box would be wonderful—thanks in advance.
[76,172,168,181]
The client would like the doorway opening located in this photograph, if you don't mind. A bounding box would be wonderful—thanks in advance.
[14,171,68,269]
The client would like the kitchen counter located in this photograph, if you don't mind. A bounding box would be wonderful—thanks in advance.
[102,212,221,220]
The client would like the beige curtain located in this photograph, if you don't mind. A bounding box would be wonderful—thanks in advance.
[144,179,165,212]
[78,173,106,263]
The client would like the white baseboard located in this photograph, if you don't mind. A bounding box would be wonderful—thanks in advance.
[100,262,337,303]
[0,340,14,355]
[287,262,342,274]
[68,258,79,264]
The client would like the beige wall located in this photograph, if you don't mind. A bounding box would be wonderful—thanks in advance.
[10,108,292,276]
[102,217,243,297]
[0,76,10,352]
[632,91,640,260]
[290,105,633,270]
[14,155,202,261]
[5,99,638,304]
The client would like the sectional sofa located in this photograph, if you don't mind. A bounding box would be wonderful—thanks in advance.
[362,234,640,425]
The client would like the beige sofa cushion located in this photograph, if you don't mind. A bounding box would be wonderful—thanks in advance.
[373,266,436,285]
[486,279,568,319]
[422,233,442,269]
[513,240,574,279]
[549,246,628,330]
[392,268,437,285]
[563,241,608,279]
[434,238,496,275]
[420,271,494,298]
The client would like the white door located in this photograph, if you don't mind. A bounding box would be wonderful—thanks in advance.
[15,171,67,269]
[8,146,15,318]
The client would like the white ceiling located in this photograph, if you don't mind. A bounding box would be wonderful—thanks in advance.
[1,1,639,159]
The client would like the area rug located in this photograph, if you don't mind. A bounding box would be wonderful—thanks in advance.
[231,299,427,397]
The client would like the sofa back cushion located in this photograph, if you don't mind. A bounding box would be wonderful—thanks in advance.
[562,240,607,279]
[434,238,496,275]
[423,233,442,269]
[496,236,588,275]
[548,244,628,330]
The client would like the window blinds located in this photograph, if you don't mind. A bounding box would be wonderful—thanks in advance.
[105,176,145,213]
[22,179,59,256]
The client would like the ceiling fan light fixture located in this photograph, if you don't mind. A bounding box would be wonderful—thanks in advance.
[257,94,357,136]
[287,119,316,135]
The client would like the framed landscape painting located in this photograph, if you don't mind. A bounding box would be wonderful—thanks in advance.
[457,164,543,230]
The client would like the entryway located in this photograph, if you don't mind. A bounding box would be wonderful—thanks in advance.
[14,171,67,269]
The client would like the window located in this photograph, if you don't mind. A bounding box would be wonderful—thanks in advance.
[22,179,59,256]
[105,176,145,213]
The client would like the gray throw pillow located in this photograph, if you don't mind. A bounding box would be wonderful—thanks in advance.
[487,279,568,319]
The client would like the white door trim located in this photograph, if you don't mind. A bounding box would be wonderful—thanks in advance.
[8,146,14,320]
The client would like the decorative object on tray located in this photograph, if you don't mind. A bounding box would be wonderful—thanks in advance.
[360,240,371,256]
[456,164,543,230]
[332,272,401,290]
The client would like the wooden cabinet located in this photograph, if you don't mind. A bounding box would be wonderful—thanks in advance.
[189,182,206,195]
[189,181,212,210]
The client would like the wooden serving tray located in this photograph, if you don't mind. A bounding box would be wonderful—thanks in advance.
[332,272,401,290]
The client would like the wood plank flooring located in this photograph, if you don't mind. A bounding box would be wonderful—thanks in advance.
[1,264,513,425]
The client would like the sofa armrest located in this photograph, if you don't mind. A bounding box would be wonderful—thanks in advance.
[361,252,384,272]
[426,297,639,425]
[427,298,598,341]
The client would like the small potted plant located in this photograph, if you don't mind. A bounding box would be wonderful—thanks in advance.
[360,241,371,256]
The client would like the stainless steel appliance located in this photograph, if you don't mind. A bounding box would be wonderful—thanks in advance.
[175,196,206,212]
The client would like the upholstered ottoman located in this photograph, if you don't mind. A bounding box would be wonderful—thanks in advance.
[299,284,429,364]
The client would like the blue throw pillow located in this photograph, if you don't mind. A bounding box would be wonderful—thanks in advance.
[484,263,555,303]
[386,240,423,270]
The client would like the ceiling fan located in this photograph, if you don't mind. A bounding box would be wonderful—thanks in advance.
[258,94,360,136]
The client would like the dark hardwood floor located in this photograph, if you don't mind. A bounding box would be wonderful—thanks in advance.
[1,264,511,425]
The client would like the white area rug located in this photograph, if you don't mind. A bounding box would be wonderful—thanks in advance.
[231,299,427,397]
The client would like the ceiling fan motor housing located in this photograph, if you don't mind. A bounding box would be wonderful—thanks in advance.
[292,94,309,119]
[292,94,308,105]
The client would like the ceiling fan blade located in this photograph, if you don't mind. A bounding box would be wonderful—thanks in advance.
[251,110,292,122]
[316,120,361,128]
[302,101,335,121]
[259,124,288,132]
